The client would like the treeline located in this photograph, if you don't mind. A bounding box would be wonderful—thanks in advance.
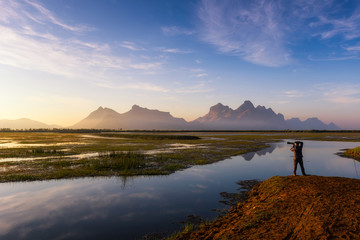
[0,128,360,133]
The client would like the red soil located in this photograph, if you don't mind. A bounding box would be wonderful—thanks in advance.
[176,175,360,240]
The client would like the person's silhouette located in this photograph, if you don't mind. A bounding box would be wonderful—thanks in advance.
[288,141,307,176]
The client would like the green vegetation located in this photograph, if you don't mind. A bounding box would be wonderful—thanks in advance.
[344,146,360,160]
[100,133,201,140]
[0,131,360,182]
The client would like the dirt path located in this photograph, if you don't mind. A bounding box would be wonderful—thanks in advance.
[176,175,360,240]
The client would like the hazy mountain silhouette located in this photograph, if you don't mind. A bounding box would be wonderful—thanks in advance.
[286,117,340,130]
[71,107,122,129]
[193,101,340,130]
[193,101,287,130]
[71,105,189,130]
[1,101,340,130]
[71,101,340,130]
[0,118,60,129]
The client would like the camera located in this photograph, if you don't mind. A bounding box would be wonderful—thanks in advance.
[287,142,294,145]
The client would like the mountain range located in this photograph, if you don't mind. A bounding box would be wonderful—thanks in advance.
[71,105,189,130]
[70,101,340,130]
[0,118,60,129]
[1,101,340,130]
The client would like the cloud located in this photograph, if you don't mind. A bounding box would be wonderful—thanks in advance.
[23,0,93,33]
[197,0,360,66]
[129,62,162,70]
[161,48,193,54]
[0,0,163,81]
[97,82,169,93]
[194,73,208,78]
[345,44,360,52]
[161,26,195,36]
[311,11,360,41]
[284,90,306,98]
[319,84,360,104]
[198,0,292,67]
[189,68,208,78]
[119,41,145,51]
[0,26,130,78]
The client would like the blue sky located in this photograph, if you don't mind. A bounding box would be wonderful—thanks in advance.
[1,0,360,129]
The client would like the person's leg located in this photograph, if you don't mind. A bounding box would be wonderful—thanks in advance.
[298,158,306,176]
[293,158,298,176]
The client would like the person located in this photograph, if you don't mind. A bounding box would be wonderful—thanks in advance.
[288,141,307,176]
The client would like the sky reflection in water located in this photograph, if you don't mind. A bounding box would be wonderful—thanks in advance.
[0,140,359,239]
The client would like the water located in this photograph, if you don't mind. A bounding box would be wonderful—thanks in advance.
[0,140,359,239]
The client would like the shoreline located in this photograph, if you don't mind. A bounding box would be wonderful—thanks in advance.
[172,175,360,239]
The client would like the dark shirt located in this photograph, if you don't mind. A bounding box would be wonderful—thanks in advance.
[291,141,303,158]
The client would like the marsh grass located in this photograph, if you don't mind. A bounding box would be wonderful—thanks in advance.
[90,151,147,171]
[1,131,360,182]
[344,146,360,159]
[100,133,200,140]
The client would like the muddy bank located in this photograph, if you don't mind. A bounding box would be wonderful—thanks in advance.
[175,175,360,240]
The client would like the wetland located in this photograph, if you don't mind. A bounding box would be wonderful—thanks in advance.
[1,131,360,239]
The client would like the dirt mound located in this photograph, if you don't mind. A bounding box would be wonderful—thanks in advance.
[176,175,360,240]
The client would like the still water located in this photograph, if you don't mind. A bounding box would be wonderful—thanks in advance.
[0,140,359,239]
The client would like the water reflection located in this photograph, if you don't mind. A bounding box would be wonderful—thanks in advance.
[242,144,277,161]
[0,140,359,240]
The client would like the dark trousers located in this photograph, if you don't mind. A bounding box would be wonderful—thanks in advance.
[293,157,306,176]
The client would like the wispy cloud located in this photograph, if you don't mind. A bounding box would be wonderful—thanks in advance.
[0,0,163,81]
[311,11,360,41]
[188,68,208,78]
[284,90,306,98]
[161,48,193,54]
[97,82,169,93]
[345,45,360,51]
[161,26,195,36]
[316,83,360,104]
[129,62,162,70]
[119,41,145,51]
[24,0,93,33]
[198,0,291,67]
[197,0,360,66]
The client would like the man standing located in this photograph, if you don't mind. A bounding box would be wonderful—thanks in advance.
[288,141,307,176]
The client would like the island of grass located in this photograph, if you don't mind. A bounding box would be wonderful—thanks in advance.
[344,146,360,160]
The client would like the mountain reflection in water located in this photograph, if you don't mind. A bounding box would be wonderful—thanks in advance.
[241,144,277,161]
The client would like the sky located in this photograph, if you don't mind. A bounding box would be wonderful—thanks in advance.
[1,0,360,129]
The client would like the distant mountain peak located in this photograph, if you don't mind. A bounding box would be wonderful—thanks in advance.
[235,100,255,113]
[131,104,142,109]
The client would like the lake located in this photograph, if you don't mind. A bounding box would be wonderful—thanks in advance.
[0,140,359,239]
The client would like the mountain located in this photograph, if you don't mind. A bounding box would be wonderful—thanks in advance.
[71,107,122,129]
[71,101,340,130]
[193,101,287,130]
[193,101,340,130]
[0,118,60,129]
[71,105,189,130]
[286,117,340,130]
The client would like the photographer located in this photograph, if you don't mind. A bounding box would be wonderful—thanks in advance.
[287,141,307,176]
